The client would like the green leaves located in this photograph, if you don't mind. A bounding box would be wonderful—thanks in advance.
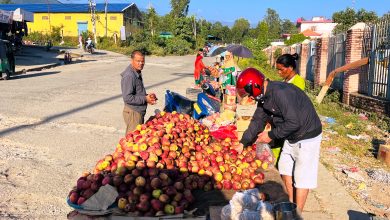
[284,33,308,46]
[332,7,378,34]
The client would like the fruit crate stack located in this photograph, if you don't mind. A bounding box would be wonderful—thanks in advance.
[236,97,257,139]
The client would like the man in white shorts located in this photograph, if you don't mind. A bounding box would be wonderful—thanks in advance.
[237,68,322,212]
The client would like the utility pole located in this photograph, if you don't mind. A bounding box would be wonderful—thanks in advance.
[104,0,108,37]
[46,0,52,34]
[89,0,97,44]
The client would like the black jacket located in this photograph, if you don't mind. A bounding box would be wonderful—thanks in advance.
[240,81,322,147]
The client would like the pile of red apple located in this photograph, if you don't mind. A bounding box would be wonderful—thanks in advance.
[68,111,267,216]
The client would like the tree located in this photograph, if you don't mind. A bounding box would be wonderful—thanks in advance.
[145,7,159,37]
[169,0,190,19]
[356,9,378,24]
[0,0,12,3]
[172,17,194,46]
[221,25,232,43]
[281,19,298,34]
[264,8,282,40]
[231,18,250,43]
[284,33,308,46]
[332,7,378,34]
[257,21,270,49]
[157,15,174,34]
[210,22,224,40]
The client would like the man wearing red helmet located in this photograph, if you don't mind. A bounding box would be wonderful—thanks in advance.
[237,67,322,213]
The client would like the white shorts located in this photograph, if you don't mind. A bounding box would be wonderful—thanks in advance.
[278,134,322,189]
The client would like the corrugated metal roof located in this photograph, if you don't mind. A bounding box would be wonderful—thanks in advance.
[0,3,134,13]
[11,0,61,3]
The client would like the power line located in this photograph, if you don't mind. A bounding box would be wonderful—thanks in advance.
[88,0,97,44]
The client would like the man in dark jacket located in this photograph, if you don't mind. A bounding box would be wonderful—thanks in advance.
[237,68,322,213]
[121,50,157,134]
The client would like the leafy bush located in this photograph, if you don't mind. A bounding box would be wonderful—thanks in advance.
[284,33,309,46]
[165,38,192,55]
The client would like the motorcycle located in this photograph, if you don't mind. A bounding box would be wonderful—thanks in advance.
[86,42,95,54]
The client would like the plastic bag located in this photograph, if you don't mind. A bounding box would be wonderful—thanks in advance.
[238,210,261,220]
[210,125,237,140]
[221,204,232,220]
[257,201,274,220]
[230,189,261,214]
[256,143,275,169]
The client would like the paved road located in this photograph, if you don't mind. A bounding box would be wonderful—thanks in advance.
[0,49,369,219]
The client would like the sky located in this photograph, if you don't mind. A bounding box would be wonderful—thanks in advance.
[61,0,389,25]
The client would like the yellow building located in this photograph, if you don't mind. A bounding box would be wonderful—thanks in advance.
[0,3,143,37]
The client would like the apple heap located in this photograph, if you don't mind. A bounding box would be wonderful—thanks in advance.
[92,111,265,191]
[69,167,201,216]
[94,111,211,175]
[69,111,268,215]
[68,171,105,206]
[191,139,265,190]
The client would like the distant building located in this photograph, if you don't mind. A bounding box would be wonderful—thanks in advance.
[0,3,143,38]
[9,0,61,3]
[296,16,337,38]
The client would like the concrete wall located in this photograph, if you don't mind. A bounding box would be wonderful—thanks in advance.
[263,22,389,117]
[28,12,123,37]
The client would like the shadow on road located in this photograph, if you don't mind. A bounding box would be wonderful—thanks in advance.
[86,51,107,55]
[15,45,61,67]
[347,210,371,220]
[0,72,192,137]
[8,71,61,80]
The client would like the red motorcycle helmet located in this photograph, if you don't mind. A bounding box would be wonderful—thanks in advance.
[236,68,265,100]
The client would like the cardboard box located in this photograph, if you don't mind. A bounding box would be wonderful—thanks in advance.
[236,104,257,117]
[236,118,251,132]
[223,94,236,105]
[377,144,390,167]
[237,131,244,140]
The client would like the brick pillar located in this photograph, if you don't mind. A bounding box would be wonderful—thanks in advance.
[343,23,366,105]
[299,42,309,79]
[314,37,329,86]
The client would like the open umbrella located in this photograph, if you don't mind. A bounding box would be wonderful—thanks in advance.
[226,44,253,58]
[210,46,227,57]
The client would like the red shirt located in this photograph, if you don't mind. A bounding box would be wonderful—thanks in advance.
[194,55,205,80]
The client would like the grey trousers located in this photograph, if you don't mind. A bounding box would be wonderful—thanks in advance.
[123,105,144,135]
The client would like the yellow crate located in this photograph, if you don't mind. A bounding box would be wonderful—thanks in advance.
[236,118,251,132]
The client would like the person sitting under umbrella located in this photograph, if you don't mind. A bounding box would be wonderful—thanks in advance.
[220,51,237,88]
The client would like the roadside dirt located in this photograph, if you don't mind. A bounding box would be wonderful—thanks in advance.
[320,119,390,218]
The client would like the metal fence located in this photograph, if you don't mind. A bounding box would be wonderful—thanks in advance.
[363,16,390,100]
[306,40,316,82]
[327,34,346,91]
